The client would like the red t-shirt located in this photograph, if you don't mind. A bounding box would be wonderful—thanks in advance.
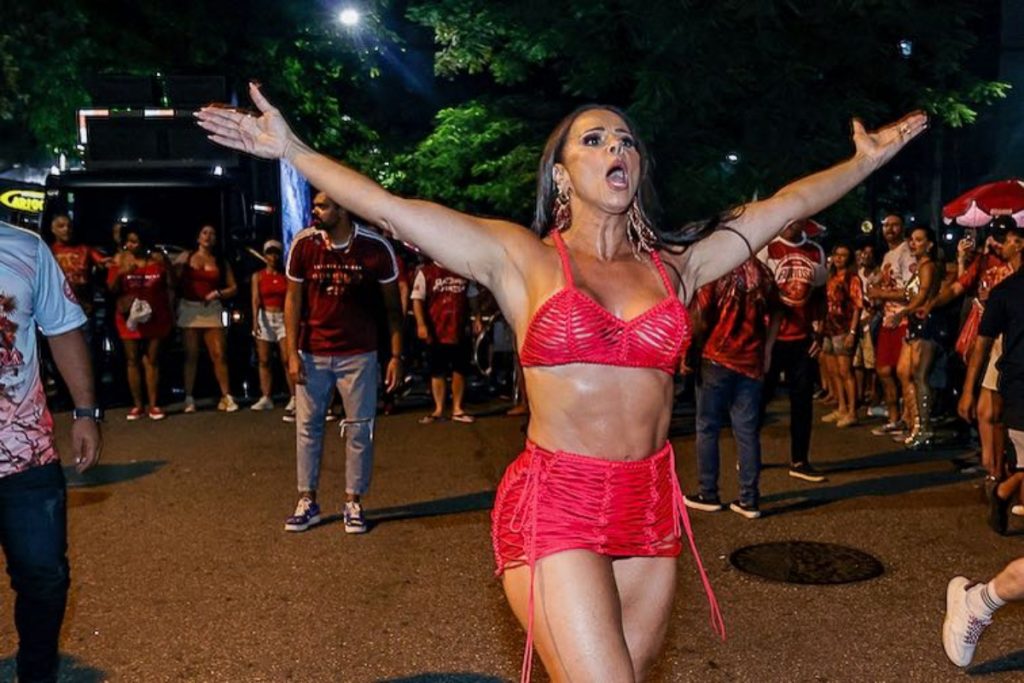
[51,243,105,309]
[411,263,470,345]
[257,270,287,309]
[759,236,827,341]
[286,226,398,355]
[958,252,1012,304]
[696,258,777,379]
[824,270,864,336]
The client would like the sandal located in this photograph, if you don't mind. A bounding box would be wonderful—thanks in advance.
[418,414,443,425]
[451,413,476,424]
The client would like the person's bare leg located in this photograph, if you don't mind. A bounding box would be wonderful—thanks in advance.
[182,328,200,397]
[503,550,636,682]
[451,371,466,415]
[614,556,678,680]
[877,365,900,424]
[257,339,273,398]
[429,376,445,418]
[277,338,295,396]
[142,338,162,408]
[123,340,143,410]
[205,327,231,397]
[838,355,857,419]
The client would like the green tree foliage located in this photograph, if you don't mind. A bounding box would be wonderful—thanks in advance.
[406,0,1008,231]
[2,0,1007,238]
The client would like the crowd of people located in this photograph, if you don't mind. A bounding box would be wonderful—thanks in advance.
[2,80,1018,681]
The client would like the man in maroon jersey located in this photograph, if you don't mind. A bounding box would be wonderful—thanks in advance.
[684,257,782,519]
[411,261,480,424]
[759,218,829,482]
[283,191,403,534]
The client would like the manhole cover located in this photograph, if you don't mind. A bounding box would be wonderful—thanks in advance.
[730,541,884,585]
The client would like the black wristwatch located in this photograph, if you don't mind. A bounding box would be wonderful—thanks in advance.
[72,406,104,422]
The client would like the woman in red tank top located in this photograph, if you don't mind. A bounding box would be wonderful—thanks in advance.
[176,225,238,414]
[107,222,174,421]
[200,86,926,681]
[249,239,294,415]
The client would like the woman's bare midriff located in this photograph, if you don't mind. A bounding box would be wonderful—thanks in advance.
[523,364,674,460]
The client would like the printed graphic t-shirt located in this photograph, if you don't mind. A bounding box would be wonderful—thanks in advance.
[411,263,471,345]
[878,240,917,318]
[286,225,398,355]
[51,242,105,310]
[696,257,778,379]
[958,252,1012,305]
[824,270,865,336]
[758,235,827,341]
[1,222,87,478]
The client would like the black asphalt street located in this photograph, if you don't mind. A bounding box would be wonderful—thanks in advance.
[6,397,1021,682]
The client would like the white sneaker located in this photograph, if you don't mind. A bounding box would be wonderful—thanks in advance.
[867,404,888,418]
[183,396,196,414]
[218,395,239,412]
[943,576,992,667]
[343,501,367,534]
[285,396,296,412]
[250,396,274,411]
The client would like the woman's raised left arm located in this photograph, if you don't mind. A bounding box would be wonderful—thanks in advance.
[676,112,928,297]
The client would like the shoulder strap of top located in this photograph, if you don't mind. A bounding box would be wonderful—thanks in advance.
[550,231,575,287]
[649,250,676,297]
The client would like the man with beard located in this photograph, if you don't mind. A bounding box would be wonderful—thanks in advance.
[866,214,916,438]
[759,218,828,482]
[283,191,403,534]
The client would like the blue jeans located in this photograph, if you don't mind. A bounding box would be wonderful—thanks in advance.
[296,351,379,496]
[0,462,69,683]
[696,361,763,506]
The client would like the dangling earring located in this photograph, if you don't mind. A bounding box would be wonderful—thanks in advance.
[626,199,657,258]
[553,187,572,232]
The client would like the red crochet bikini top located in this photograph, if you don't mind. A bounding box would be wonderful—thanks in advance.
[519,231,690,375]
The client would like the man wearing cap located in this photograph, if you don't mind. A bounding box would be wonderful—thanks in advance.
[283,192,403,535]
[250,239,294,416]
[0,219,102,682]
[759,218,829,482]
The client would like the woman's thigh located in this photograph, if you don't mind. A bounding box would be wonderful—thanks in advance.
[203,327,226,358]
[503,549,635,682]
[614,555,678,680]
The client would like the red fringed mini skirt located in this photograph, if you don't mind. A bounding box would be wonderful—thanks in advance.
[491,440,725,682]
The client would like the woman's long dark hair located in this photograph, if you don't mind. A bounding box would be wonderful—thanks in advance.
[910,225,939,261]
[531,104,737,248]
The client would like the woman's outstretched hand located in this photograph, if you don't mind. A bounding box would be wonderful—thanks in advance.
[195,83,296,160]
[852,111,928,169]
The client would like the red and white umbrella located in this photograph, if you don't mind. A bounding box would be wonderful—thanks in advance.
[943,178,1024,228]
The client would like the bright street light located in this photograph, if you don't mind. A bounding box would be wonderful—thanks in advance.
[339,8,360,26]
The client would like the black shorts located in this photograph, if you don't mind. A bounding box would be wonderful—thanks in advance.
[428,342,471,377]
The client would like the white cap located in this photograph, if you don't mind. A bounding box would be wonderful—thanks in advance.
[262,239,283,253]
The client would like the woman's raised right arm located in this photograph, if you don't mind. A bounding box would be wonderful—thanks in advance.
[196,84,539,292]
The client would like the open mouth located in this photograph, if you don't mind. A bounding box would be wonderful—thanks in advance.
[606,161,629,190]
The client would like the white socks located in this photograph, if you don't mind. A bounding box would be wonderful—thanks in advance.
[966,581,1006,620]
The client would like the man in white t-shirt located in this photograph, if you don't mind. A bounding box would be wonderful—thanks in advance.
[0,220,102,682]
[866,214,915,436]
